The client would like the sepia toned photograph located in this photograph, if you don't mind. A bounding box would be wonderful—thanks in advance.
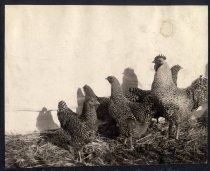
[5,5,208,168]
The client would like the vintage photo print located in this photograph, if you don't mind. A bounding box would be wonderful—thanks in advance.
[5,5,208,168]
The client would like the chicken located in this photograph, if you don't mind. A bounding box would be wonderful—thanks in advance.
[82,84,119,138]
[83,84,143,121]
[128,63,183,122]
[82,84,112,123]
[106,76,137,149]
[79,100,100,131]
[124,91,141,103]
[151,55,208,139]
[80,85,106,128]
[57,98,99,162]
[83,83,155,139]
[129,88,151,103]
[106,76,154,149]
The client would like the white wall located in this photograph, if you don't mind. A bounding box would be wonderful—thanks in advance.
[5,6,208,134]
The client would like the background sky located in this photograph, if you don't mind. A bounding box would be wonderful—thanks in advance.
[5,6,208,134]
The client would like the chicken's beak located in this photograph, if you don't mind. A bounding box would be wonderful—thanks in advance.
[152,60,155,63]
[95,101,100,105]
[105,77,108,80]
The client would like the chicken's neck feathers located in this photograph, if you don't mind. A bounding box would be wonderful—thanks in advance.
[152,62,176,89]
[84,104,97,117]
[111,81,126,101]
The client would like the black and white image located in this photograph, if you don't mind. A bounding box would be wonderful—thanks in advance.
[5,5,208,168]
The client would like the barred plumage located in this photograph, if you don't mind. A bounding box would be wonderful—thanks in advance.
[128,64,183,121]
[106,76,154,149]
[124,92,140,102]
[57,98,99,161]
[151,55,208,139]
[82,84,112,123]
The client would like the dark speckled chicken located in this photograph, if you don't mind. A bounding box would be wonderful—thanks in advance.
[83,83,155,139]
[83,84,144,122]
[82,84,119,138]
[106,76,155,149]
[107,76,137,149]
[82,84,112,123]
[57,98,99,161]
[79,96,100,131]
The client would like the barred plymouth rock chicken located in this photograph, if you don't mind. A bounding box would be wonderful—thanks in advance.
[83,84,143,122]
[151,55,208,139]
[106,76,155,149]
[82,84,119,138]
[82,84,112,123]
[83,83,155,139]
[57,98,99,162]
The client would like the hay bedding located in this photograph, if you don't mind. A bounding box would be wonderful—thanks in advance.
[5,119,207,168]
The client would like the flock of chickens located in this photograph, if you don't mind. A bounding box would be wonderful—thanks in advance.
[57,55,208,162]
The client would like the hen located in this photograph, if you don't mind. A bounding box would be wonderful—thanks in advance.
[106,76,154,149]
[82,84,120,138]
[82,84,112,123]
[83,83,155,139]
[128,63,183,122]
[57,98,99,161]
